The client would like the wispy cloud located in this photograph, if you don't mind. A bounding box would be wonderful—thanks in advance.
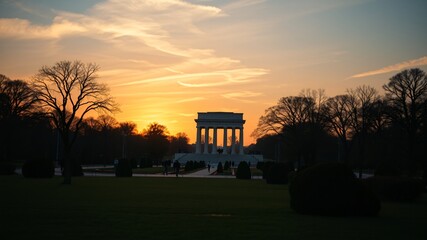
[223,0,266,11]
[222,91,262,103]
[350,56,427,78]
[176,97,205,103]
[178,113,195,117]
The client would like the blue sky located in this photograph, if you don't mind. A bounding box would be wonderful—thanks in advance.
[1,0,426,143]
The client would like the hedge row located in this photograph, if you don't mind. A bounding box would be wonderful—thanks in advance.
[22,158,55,178]
[257,161,292,184]
[363,176,424,202]
[0,162,16,175]
[289,162,381,217]
[115,159,132,177]
[184,161,205,172]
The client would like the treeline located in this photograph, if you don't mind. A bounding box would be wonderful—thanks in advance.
[249,68,427,176]
[0,74,191,166]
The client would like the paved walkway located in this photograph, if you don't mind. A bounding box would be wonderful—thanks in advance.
[16,165,260,179]
[52,166,239,179]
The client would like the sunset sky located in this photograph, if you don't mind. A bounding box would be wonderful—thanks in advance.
[1,0,427,145]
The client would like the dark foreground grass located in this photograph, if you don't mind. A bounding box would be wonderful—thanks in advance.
[1,176,426,240]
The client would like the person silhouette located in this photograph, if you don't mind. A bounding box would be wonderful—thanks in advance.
[173,160,181,177]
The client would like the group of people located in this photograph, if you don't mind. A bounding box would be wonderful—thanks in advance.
[163,160,181,177]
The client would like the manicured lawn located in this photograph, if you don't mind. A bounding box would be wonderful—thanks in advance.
[1,175,426,240]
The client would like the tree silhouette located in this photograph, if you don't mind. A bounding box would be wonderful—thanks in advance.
[32,60,117,184]
[119,121,137,159]
[142,123,170,164]
[0,75,38,119]
[324,94,353,163]
[383,68,427,172]
[252,89,327,166]
[347,85,380,177]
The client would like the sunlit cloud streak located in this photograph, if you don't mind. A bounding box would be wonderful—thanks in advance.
[223,0,267,11]
[176,97,205,103]
[222,91,262,103]
[350,56,427,78]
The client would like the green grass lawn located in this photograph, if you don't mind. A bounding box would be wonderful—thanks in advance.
[1,175,426,240]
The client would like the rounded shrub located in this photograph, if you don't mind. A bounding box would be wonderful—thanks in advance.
[236,161,251,179]
[289,162,380,216]
[0,162,16,175]
[22,158,54,178]
[265,162,292,184]
[115,159,132,177]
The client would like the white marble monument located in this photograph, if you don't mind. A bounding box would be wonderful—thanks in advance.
[174,112,263,164]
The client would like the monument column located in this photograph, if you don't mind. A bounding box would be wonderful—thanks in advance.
[239,127,244,155]
[223,127,228,154]
[196,126,201,154]
[204,127,209,154]
[212,127,217,154]
[231,127,236,154]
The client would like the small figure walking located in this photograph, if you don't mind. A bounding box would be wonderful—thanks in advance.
[173,160,181,177]
[163,161,169,175]
[207,162,211,173]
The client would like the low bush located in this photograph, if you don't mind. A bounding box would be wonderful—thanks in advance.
[256,161,264,170]
[289,162,380,216]
[0,162,16,175]
[72,164,84,176]
[364,176,424,202]
[22,158,54,178]
[61,161,83,177]
[265,162,292,184]
[260,161,275,179]
[236,161,251,179]
[115,159,132,177]
[140,158,153,168]
[374,163,401,177]
[185,161,194,171]
[217,162,223,174]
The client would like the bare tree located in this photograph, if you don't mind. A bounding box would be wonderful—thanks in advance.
[324,94,353,163]
[119,121,137,159]
[32,60,117,184]
[347,85,381,177]
[383,68,427,171]
[252,92,326,166]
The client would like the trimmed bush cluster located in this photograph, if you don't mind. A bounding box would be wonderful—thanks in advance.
[216,162,223,174]
[289,162,380,216]
[364,176,424,202]
[184,161,205,172]
[236,161,251,179]
[115,159,132,177]
[265,162,292,184]
[22,158,55,178]
[0,162,16,175]
[139,158,153,168]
